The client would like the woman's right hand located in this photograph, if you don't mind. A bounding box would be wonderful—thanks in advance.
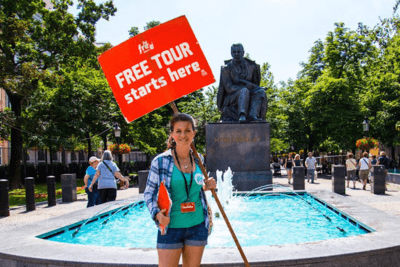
[156,209,170,226]
[88,185,93,192]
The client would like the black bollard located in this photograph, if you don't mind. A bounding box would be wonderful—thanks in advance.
[61,174,77,202]
[292,166,305,190]
[47,176,56,207]
[0,179,10,217]
[25,177,36,211]
[332,165,346,195]
[371,165,385,195]
[138,170,150,193]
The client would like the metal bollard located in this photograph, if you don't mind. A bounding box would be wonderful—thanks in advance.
[0,179,10,217]
[138,170,150,193]
[292,166,305,190]
[371,165,385,195]
[332,165,346,195]
[47,176,56,207]
[61,174,77,202]
[25,177,36,211]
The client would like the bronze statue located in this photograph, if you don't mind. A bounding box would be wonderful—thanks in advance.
[217,44,268,122]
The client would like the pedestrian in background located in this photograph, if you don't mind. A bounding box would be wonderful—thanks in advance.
[345,153,357,189]
[378,151,390,190]
[294,154,302,167]
[89,150,130,203]
[83,156,101,207]
[305,152,317,183]
[378,151,390,179]
[359,152,371,190]
[285,154,294,184]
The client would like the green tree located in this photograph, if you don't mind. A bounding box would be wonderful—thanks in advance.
[0,0,116,188]
[364,34,400,158]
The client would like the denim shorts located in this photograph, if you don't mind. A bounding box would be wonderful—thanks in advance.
[157,221,208,249]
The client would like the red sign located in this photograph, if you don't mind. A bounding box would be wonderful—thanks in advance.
[98,16,215,123]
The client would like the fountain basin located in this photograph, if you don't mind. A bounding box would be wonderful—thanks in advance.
[1,190,400,266]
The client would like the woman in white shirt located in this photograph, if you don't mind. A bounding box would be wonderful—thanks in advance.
[345,153,357,189]
[358,152,371,190]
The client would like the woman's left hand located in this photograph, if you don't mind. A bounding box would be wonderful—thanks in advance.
[205,177,217,190]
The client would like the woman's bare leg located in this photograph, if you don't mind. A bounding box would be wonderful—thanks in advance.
[158,248,182,267]
[182,245,205,267]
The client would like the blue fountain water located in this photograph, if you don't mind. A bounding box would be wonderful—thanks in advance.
[43,191,369,248]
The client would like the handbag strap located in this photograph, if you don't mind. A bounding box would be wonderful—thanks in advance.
[103,161,116,177]
[349,159,357,167]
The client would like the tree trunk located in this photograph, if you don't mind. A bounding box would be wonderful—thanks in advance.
[8,95,23,189]
[45,149,48,176]
[62,148,66,166]
[87,133,92,157]
[49,147,53,170]
[391,145,396,162]
[103,134,107,151]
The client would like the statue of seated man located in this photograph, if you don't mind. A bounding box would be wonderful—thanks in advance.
[217,43,268,122]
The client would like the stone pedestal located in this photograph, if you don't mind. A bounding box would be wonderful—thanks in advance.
[371,165,385,195]
[292,167,305,190]
[138,170,149,194]
[61,174,77,202]
[206,123,272,191]
[332,165,346,195]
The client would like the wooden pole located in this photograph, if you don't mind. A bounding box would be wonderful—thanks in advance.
[170,102,251,267]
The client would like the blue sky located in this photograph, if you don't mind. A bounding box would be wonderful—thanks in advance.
[81,0,395,87]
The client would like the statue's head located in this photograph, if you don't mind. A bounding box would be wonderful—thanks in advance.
[231,43,244,62]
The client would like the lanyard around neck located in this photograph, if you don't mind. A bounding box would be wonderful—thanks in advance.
[173,148,194,201]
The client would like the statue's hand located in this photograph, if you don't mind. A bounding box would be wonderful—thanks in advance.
[246,83,256,90]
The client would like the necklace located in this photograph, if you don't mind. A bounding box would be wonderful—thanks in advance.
[183,164,189,169]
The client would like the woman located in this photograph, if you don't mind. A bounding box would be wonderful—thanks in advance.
[359,152,371,190]
[144,113,217,267]
[83,156,101,207]
[294,154,302,167]
[89,150,129,203]
[345,153,357,189]
[285,154,293,184]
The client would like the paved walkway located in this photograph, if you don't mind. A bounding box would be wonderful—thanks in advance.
[2,172,400,231]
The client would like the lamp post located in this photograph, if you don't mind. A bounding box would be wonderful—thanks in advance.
[114,124,122,174]
[362,116,370,154]
[362,116,369,138]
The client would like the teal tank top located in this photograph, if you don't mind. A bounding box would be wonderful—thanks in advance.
[168,164,205,228]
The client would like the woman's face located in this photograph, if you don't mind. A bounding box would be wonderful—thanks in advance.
[91,161,99,169]
[171,121,196,148]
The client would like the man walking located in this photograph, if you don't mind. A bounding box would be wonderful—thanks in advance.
[305,152,317,183]
[377,151,390,190]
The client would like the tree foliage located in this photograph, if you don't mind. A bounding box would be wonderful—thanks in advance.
[0,0,116,188]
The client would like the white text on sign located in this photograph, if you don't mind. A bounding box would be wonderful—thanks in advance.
[118,42,202,105]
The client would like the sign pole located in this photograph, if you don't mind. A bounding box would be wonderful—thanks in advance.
[170,102,251,267]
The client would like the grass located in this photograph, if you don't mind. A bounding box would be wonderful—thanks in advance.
[8,179,85,207]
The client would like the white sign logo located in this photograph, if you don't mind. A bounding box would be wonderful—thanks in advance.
[138,41,154,54]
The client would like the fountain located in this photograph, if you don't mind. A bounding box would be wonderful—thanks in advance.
[1,168,400,266]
